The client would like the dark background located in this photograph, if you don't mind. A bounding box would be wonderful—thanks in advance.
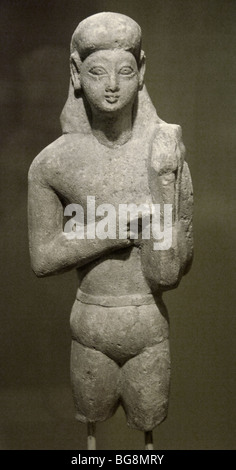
[0,0,235,450]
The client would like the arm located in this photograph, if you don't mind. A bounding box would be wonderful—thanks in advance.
[177,160,194,275]
[140,161,193,292]
[28,165,132,277]
[140,124,193,292]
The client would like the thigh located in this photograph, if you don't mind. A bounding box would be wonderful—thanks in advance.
[120,339,170,431]
[71,340,120,423]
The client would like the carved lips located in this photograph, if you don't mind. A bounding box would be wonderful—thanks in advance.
[104,94,120,103]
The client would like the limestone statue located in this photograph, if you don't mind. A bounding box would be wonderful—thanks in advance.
[28,12,193,450]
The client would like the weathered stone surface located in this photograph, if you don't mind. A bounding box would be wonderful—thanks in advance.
[28,12,193,437]
[121,340,170,431]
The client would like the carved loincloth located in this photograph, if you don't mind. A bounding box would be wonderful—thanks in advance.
[70,291,170,431]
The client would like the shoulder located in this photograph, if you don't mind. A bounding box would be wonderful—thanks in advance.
[150,122,186,175]
[28,134,82,183]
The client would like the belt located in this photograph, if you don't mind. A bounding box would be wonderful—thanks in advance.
[76,288,156,307]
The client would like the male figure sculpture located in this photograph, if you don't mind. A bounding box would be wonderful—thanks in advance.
[28,12,193,449]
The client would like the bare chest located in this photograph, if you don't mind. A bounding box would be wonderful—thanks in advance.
[49,136,152,210]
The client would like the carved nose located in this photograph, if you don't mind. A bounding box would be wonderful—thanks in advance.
[105,75,120,93]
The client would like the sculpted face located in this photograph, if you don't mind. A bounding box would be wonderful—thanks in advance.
[79,50,142,114]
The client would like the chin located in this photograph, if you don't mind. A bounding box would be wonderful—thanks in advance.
[98,103,123,114]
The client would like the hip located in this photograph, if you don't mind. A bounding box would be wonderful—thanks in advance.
[70,295,169,365]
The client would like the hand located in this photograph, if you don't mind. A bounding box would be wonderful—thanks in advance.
[127,209,151,245]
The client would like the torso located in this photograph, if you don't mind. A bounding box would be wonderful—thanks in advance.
[39,131,157,297]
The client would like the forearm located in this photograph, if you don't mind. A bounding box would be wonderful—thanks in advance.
[30,231,132,277]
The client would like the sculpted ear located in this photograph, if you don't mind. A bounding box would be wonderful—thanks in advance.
[70,50,82,91]
[138,50,146,90]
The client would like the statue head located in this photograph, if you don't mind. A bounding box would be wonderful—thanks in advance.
[70,12,146,115]
[61,13,162,134]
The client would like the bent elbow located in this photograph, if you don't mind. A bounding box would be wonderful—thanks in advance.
[183,247,194,276]
[32,268,47,278]
[29,242,72,277]
[29,246,56,278]
[30,257,53,278]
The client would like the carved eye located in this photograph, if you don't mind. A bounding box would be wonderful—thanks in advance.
[119,66,135,76]
[89,67,107,76]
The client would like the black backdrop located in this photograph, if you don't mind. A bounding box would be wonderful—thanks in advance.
[0,0,235,450]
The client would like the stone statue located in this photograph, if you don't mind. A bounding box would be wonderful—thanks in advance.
[28,12,193,450]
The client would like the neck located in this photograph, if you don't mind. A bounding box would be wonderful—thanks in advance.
[91,108,133,147]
